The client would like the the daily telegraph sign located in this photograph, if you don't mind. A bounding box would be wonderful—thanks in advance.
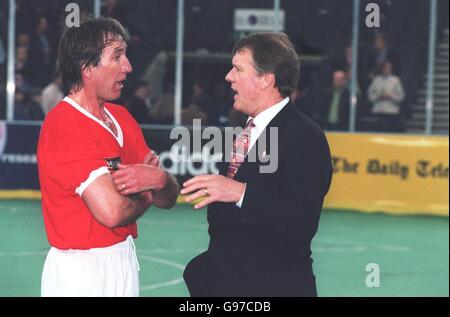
[0,121,448,216]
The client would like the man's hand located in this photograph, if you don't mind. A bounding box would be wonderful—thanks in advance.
[180,175,246,209]
[112,163,168,195]
[143,150,161,167]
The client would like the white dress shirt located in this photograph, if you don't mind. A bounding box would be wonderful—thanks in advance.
[236,97,290,207]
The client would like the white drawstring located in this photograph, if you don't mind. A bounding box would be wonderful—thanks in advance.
[127,235,140,272]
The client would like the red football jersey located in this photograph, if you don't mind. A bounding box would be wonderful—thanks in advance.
[37,97,150,249]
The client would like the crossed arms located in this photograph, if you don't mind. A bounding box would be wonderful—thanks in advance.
[81,151,179,228]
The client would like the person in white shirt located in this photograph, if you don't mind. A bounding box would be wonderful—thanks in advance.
[41,72,64,114]
[368,61,405,132]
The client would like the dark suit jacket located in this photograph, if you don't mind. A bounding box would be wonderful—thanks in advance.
[183,102,333,297]
[320,88,351,131]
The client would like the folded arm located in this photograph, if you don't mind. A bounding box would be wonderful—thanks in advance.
[82,173,153,228]
[112,163,179,209]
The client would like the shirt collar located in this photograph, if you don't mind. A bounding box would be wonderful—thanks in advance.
[63,96,124,147]
[248,97,289,131]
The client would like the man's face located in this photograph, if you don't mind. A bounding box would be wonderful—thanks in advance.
[91,38,132,101]
[333,71,347,89]
[225,48,263,115]
[374,36,385,51]
[382,62,392,76]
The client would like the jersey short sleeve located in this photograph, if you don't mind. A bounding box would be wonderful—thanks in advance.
[38,112,110,195]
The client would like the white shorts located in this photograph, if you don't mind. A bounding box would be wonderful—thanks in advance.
[41,235,140,297]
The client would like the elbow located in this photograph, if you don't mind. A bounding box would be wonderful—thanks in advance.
[154,195,177,209]
[164,197,178,209]
[165,183,180,208]
[155,180,179,209]
[95,205,126,229]
[98,212,122,229]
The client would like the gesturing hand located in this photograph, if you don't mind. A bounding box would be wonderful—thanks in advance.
[180,175,246,209]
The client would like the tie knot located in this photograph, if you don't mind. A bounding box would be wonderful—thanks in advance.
[245,119,255,129]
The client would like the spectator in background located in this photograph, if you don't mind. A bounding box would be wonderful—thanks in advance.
[29,15,53,87]
[0,37,5,115]
[41,71,63,115]
[14,88,44,121]
[126,80,153,123]
[13,88,28,120]
[181,103,208,125]
[368,61,405,132]
[17,32,31,51]
[0,37,5,67]
[189,81,212,124]
[320,70,351,131]
[15,45,32,83]
[142,51,168,102]
[148,89,175,124]
[330,44,353,76]
[28,88,45,120]
[0,90,4,118]
[211,82,233,126]
[15,73,32,96]
[291,86,314,120]
[366,33,399,85]
[102,0,127,26]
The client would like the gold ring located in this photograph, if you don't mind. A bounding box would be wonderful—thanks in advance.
[204,189,208,196]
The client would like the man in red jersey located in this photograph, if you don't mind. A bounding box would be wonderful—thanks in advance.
[37,17,179,297]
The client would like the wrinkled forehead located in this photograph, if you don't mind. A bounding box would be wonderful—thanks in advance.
[101,35,127,58]
[104,33,126,48]
[232,48,254,63]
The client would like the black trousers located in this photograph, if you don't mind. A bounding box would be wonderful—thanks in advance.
[183,251,210,297]
[183,251,317,297]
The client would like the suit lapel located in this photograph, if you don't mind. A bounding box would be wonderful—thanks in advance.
[233,102,293,180]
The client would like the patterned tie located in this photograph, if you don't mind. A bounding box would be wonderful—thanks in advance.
[227,119,255,179]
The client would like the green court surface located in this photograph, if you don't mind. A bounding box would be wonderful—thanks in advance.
[0,200,448,297]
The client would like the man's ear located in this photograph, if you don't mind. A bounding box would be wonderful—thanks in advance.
[261,73,275,90]
[81,64,93,79]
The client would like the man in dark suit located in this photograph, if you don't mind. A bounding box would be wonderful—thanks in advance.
[181,32,333,297]
[320,70,351,131]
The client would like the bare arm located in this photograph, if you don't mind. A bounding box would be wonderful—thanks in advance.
[140,150,180,208]
[111,164,180,209]
[81,173,153,228]
[151,171,179,209]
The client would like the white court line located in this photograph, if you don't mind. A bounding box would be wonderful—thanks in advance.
[313,246,368,253]
[138,254,186,292]
[0,250,47,257]
[315,238,412,253]
[138,254,186,270]
[139,248,206,255]
[140,278,185,291]
[0,206,18,213]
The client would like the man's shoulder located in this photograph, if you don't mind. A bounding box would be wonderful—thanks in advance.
[38,101,82,147]
[106,102,136,122]
[43,100,76,126]
[286,104,323,135]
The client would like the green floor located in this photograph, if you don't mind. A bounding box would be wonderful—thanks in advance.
[0,200,448,297]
